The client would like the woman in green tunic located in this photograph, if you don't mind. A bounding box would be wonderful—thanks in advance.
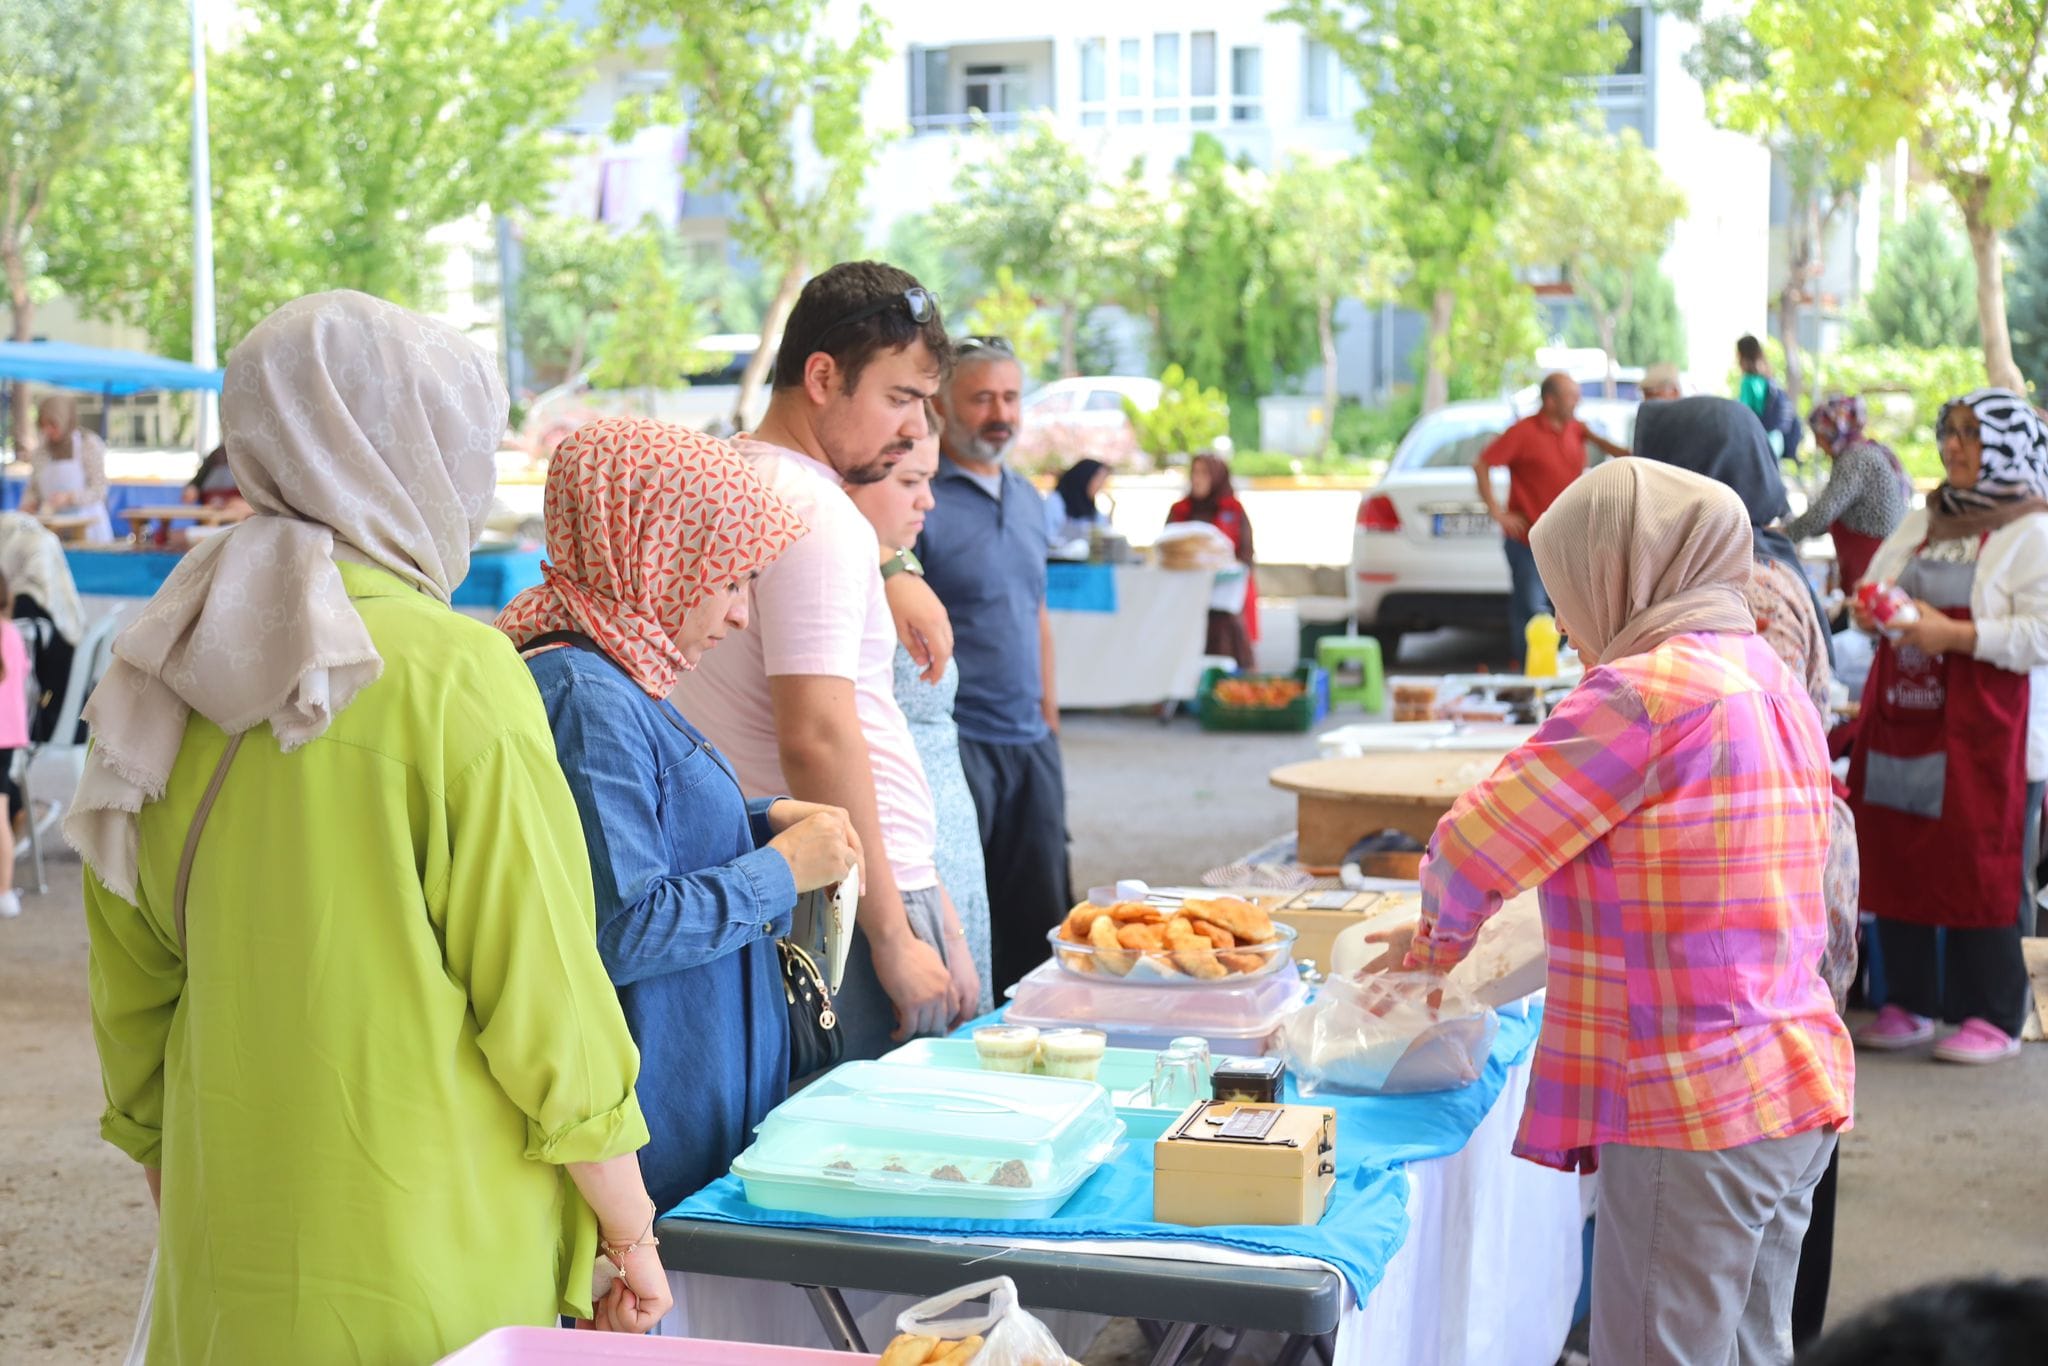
[72,291,672,1361]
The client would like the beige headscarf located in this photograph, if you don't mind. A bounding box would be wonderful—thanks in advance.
[66,290,507,901]
[1530,458,1755,664]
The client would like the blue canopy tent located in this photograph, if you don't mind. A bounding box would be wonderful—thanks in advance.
[0,340,225,448]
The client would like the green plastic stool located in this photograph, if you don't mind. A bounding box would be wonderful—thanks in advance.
[1316,634,1385,712]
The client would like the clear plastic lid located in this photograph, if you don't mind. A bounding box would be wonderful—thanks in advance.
[739,1061,1122,1196]
[1004,961,1309,1038]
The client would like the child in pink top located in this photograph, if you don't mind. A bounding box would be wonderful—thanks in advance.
[0,570,29,917]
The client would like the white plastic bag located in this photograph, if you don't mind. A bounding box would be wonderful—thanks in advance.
[891,1276,1073,1366]
[123,1247,155,1366]
[1281,971,1497,1095]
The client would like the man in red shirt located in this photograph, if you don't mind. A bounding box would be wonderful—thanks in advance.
[1474,373,1630,667]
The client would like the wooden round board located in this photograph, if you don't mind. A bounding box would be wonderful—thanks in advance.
[1268,751,1514,804]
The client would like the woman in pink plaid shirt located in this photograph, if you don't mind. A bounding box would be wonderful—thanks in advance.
[1408,458,1853,1366]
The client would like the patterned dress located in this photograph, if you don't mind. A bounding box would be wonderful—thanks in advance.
[891,647,994,1013]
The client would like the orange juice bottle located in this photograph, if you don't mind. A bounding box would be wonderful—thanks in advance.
[1524,614,1561,678]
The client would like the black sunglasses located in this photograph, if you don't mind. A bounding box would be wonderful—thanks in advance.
[812,287,937,348]
[955,334,1014,357]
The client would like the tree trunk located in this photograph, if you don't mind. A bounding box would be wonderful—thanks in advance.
[1778,188,1813,415]
[1596,310,1619,394]
[3,236,31,456]
[1966,210,2027,392]
[734,259,808,430]
[1318,296,1338,457]
[1058,303,1079,378]
[1421,288,1454,414]
[1776,285,1803,416]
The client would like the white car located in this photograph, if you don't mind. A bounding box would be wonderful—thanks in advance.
[1349,398,1639,661]
[1015,375,1164,470]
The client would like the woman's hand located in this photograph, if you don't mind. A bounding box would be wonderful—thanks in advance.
[1892,603,1974,658]
[885,572,953,685]
[593,1241,671,1334]
[1848,597,1878,633]
[767,807,861,893]
[766,800,864,894]
[942,933,980,1027]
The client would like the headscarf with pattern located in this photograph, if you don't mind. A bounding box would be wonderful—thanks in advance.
[66,290,507,901]
[1811,393,1912,495]
[1932,388,2048,535]
[496,418,808,698]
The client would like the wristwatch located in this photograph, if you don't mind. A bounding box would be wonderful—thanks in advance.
[881,547,924,581]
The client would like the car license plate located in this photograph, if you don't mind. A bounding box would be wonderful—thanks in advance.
[1431,512,1495,537]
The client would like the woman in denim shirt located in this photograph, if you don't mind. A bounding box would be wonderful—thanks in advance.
[498,418,862,1214]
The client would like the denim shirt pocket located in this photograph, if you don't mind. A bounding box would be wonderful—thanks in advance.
[652,734,750,868]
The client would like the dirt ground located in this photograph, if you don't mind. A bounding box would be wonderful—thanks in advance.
[6,706,2048,1361]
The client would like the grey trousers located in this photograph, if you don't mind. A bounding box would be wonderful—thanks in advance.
[831,883,950,1064]
[1592,1127,1837,1366]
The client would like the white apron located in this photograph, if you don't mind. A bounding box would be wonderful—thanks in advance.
[35,439,113,543]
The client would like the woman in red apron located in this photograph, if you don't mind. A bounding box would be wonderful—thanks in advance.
[1786,395,1914,595]
[1167,453,1258,669]
[1850,388,2048,1064]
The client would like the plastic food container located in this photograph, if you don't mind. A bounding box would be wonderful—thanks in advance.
[1039,1028,1108,1080]
[729,1061,1124,1221]
[881,1036,1247,1142]
[437,1328,875,1363]
[972,1024,1040,1073]
[1005,961,1310,1057]
[1048,920,1298,986]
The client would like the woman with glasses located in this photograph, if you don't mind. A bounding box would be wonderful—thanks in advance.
[1849,388,2048,1066]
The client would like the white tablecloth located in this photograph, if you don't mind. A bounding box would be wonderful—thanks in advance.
[1051,566,1214,710]
[655,1057,1584,1365]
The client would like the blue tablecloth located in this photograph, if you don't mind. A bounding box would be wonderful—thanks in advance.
[1045,561,1117,613]
[65,546,546,611]
[671,1003,1544,1301]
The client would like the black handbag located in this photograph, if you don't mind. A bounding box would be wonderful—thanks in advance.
[778,937,844,1079]
[519,630,843,1081]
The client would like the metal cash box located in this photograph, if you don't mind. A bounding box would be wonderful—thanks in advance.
[1152,1101,1337,1227]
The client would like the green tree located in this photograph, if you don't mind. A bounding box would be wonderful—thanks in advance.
[43,0,580,361]
[962,267,1056,379]
[1509,120,1686,391]
[878,211,977,318]
[1060,157,1177,357]
[1565,259,1688,368]
[1852,200,1978,350]
[947,114,1098,376]
[1276,0,1628,413]
[0,0,183,444]
[1155,135,1318,449]
[1125,364,1229,462]
[606,0,890,426]
[512,215,637,387]
[1442,249,1547,399]
[1669,0,1863,413]
[588,229,714,411]
[2006,175,2048,392]
[1267,155,1395,455]
[1734,0,2048,392]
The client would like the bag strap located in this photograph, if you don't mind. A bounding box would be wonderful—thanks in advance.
[174,733,245,955]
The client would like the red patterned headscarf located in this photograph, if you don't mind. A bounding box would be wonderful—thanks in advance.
[497,418,808,698]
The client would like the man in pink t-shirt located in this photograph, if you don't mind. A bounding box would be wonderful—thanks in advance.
[676,261,975,1059]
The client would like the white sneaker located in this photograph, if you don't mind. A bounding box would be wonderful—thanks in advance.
[0,891,20,919]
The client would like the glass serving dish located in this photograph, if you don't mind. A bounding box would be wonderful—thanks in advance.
[1046,920,1298,986]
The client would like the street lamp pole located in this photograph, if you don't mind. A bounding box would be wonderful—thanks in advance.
[190,0,219,455]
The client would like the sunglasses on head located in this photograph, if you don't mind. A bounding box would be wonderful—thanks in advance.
[812,287,937,348]
[955,334,1015,358]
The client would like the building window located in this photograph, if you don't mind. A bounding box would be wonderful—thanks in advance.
[1303,38,1333,119]
[908,46,953,132]
[1155,33,1181,99]
[963,63,1030,125]
[1231,45,1263,123]
[1120,38,1142,98]
[1614,6,1645,76]
[1079,38,1105,104]
[1191,32,1217,96]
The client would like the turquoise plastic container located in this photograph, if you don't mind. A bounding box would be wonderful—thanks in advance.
[729,1061,1125,1220]
[881,1037,1257,1142]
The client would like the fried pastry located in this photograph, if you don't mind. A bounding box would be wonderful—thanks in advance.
[1165,916,1229,978]
[1117,922,1167,951]
[1182,896,1277,945]
[1089,915,1135,974]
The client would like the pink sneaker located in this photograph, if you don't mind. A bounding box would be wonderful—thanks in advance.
[1855,1004,1935,1050]
[1932,1018,2021,1065]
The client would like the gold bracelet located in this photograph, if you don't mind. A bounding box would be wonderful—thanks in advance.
[599,1198,659,1269]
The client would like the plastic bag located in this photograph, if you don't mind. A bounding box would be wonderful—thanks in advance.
[888,1276,1073,1366]
[1281,971,1497,1096]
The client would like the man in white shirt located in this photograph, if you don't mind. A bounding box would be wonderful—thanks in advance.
[677,261,975,1058]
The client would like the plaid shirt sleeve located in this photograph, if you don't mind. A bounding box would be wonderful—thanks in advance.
[1409,667,1652,974]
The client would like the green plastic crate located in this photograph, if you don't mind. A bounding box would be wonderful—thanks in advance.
[1197,665,1331,733]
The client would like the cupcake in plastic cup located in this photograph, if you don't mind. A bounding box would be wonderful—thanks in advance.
[1039,1029,1108,1081]
[973,1025,1041,1073]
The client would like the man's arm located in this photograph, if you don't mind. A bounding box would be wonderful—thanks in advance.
[1473,434,1526,539]
[770,674,951,1039]
[1039,601,1059,734]
[1588,432,1631,460]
